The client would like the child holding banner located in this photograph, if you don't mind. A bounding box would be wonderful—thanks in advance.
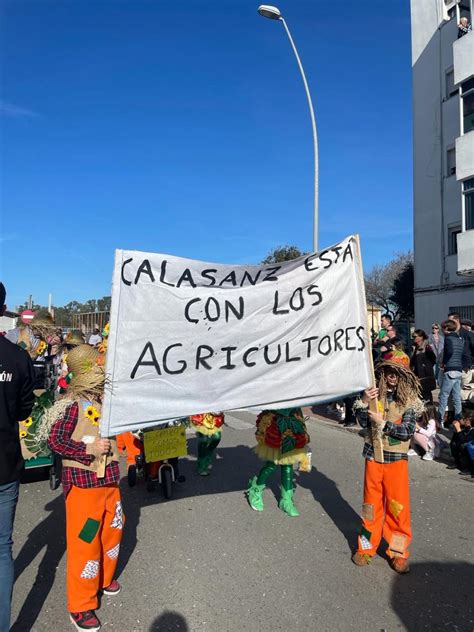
[352,353,422,574]
[190,412,224,475]
[247,407,310,517]
[46,344,123,632]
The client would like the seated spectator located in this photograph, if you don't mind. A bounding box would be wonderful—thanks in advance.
[458,16,472,38]
[88,326,102,347]
[448,410,474,477]
[408,404,442,461]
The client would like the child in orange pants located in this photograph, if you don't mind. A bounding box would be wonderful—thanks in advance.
[117,432,142,466]
[65,486,123,613]
[48,344,123,632]
[352,354,422,574]
[358,459,411,560]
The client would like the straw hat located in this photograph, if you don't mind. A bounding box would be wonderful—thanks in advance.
[28,309,56,340]
[63,329,85,348]
[65,344,106,400]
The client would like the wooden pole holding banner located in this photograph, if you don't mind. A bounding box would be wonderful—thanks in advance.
[353,235,384,463]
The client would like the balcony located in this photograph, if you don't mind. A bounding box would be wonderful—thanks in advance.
[457,230,474,275]
[455,132,474,180]
[454,31,474,85]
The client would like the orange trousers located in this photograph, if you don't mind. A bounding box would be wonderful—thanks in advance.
[65,485,124,613]
[357,459,412,559]
[117,432,142,466]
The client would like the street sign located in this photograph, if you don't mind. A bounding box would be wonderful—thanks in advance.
[20,309,36,324]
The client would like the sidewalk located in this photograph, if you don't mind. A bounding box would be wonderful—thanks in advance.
[303,402,455,465]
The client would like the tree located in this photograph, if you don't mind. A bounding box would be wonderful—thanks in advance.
[364,252,413,318]
[390,262,414,320]
[262,245,307,264]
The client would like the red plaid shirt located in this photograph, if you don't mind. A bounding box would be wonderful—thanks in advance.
[48,401,120,497]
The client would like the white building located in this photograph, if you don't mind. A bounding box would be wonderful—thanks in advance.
[411,0,474,329]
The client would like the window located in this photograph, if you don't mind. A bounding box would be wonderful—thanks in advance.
[445,69,457,99]
[448,224,462,254]
[447,147,456,176]
[449,305,474,321]
[461,78,474,134]
[463,178,474,230]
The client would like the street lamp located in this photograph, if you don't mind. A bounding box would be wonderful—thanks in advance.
[257,4,319,252]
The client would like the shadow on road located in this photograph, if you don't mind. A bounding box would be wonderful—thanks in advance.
[116,439,261,579]
[390,561,474,631]
[298,468,360,551]
[149,610,189,631]
[11,494,66,632]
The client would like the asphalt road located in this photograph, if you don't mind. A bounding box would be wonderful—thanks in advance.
[10,414,474,632]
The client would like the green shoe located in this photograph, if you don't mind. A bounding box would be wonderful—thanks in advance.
[247,476,265,511]
[197,457,210,476]
[279,486,299,517]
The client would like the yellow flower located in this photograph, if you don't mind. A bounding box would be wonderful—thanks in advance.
[35,341,47,355]
[19,430,27,439]
[85,405,100,425]
[104,323,110,335]
[85,406,95,419]
[23,417,33,427]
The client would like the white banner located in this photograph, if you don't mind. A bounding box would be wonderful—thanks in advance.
[101,235,372,436]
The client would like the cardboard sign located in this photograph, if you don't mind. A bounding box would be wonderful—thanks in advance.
[143,425,188,462]
[102,235,372,435]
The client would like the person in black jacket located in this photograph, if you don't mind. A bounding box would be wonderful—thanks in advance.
[410,329,437,403]
[0,282,36,632]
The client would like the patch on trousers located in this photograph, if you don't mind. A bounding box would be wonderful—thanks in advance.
[78,518,101,544]
[389,533,407,555]
[387,436,401,446]
[110,501,123,530]
[359,535,372,550]
[107,544,120,560]
[361,503,374,521]
[389,499,404,518]
[80,560,100,579]
[360,526,372,541]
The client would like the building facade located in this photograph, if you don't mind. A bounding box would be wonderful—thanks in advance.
[411,0,474,329]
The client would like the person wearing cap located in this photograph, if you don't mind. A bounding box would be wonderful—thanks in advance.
[47,344,123,632]
[352,352,423,574]
[0,282,36,632]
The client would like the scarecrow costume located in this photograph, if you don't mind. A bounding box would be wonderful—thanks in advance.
[46,344,123,631]
[11,311,58,462]
[247,407,310,517]
[190,412,224,475]
[352,353,422,573]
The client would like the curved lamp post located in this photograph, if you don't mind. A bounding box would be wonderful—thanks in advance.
[257,4,319,252]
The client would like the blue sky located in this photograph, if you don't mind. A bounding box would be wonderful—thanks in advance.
[1,0,413,309]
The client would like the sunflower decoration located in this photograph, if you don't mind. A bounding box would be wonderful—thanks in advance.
[103,322,110,337]
[22,417,34,427]
[19,429,27,439]
[85,405,101,426]
[35,340,48,357]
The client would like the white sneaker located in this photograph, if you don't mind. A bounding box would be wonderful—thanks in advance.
[407,449,418,457]
[422,452,434,461]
